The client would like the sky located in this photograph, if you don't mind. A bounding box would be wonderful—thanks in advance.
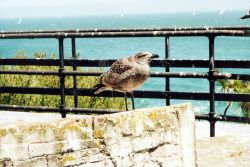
[0,0,250,18]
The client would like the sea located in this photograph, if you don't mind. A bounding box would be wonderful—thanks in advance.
[0,10,249,116]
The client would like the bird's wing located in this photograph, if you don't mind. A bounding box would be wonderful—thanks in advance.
[102,58,134,85]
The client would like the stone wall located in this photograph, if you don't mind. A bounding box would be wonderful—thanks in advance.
[0,103,196,167]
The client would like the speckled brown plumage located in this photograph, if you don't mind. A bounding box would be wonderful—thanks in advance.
[94,52,159,94]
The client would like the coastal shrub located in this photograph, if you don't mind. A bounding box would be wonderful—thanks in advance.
[217,79,250,118]
[0,52,126,110]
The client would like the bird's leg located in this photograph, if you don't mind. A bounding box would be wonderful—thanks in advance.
[131,91,135,110]
[124,92,128,111]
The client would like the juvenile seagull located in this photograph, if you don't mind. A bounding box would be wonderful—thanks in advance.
[94,52,159,110]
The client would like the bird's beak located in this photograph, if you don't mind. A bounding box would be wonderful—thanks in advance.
[151,54,159,59]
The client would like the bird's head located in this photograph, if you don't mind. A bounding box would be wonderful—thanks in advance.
[134,52,159,65]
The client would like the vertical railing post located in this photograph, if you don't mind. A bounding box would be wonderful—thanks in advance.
[58,36,66,118]
[71,37,78,108]
[165,36,170,106]
[208,35,216,137]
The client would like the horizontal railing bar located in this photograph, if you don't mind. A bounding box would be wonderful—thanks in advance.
[1,59,250,68]
[0,105,60,112]
[195,114,250,123]
[220,115,250,123]
[1,70,249,80]
[1,26,250,34]
[0,70,59,75]
[0,59,61,66]
[63,107,121,114]
[154,59,250,68]
[0,104,121,114]
[220,74,250,80]
[195,114,210,120]
[0,87,249,101]
[150,72,250,80]
[64,71,212,78]
[0,30,245,39]
[0,87,60,95]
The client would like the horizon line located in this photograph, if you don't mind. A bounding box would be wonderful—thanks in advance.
[0,9,248,19]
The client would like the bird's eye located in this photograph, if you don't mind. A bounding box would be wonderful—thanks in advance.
[138,54,145,58]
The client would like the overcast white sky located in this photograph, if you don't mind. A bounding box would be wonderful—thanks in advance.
[0,0,249,18]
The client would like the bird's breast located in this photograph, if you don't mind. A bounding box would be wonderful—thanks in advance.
[121,69,150,92]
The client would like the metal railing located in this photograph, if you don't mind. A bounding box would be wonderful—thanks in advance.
[0,27,250,137]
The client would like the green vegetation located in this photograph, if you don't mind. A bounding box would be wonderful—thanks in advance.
[0,51,126,110]
[217,79,250,118]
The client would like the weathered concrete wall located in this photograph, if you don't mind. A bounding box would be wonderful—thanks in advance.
[0,103,196,167]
